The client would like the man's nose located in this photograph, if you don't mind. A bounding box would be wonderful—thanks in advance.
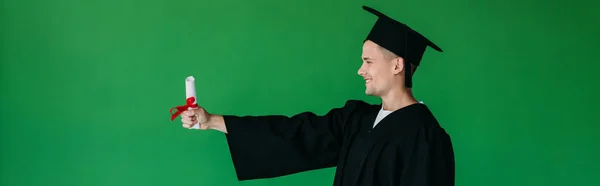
[357,64,365,76]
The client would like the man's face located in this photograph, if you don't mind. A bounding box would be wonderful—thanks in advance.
[358,40,400,96]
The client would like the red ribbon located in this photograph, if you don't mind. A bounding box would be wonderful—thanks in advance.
[170,97,198,121]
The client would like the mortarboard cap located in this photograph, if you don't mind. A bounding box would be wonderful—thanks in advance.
[362,5,443,88]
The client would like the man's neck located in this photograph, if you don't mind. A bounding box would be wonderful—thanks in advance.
[380,87,418,111]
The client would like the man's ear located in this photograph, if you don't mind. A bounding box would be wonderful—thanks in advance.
[392,57,404,75]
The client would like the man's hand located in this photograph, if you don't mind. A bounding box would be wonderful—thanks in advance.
[181,107,211,130]
[181,107,227,133]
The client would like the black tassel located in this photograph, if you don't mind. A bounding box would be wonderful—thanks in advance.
[405,60,412,88]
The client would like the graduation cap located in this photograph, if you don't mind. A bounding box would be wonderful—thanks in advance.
[362,5,443,88]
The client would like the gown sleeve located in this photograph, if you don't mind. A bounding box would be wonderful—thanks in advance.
[399,125,455,186]
[222,100,366,181]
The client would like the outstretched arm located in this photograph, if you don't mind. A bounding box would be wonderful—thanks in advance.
[182,100,368,181]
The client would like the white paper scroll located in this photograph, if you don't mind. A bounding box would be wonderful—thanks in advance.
[186,76,200,129]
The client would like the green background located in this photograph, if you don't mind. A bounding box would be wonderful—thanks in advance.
[2,0,599,185]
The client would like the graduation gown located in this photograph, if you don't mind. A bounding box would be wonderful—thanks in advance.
[222,100,455,186]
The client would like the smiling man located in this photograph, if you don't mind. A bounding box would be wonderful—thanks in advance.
[179,5,455,186]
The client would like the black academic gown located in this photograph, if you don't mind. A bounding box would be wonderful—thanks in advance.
[222,100,455,186]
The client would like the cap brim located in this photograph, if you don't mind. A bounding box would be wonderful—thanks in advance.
[363,5,443,52]
[362,6,389,19]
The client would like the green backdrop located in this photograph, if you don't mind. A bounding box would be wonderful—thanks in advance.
[2,0,599,185]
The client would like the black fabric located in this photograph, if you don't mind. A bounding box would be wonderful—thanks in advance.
[223,100,455,186]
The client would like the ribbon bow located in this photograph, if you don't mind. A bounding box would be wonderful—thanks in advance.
[170,97,199,121]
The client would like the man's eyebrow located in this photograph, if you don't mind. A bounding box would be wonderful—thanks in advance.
[362,57,372,60]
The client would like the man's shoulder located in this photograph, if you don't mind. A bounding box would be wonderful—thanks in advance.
[340,99,380,111]
[386,103,440,129]
[410,104,451,138]
[414,103,438,122]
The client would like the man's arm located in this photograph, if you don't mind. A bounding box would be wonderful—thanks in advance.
[205,114,227,133]
[182,100,368,181]
[221,100,368,180]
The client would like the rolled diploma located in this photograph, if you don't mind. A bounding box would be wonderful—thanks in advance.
[186,76,200,129]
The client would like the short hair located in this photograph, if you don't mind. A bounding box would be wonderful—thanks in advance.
[378,46,418,75]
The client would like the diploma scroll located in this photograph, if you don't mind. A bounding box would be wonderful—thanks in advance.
[186,76,200,129]
[170,76,200,129]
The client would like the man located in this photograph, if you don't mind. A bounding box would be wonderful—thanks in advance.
[179,5,454,186]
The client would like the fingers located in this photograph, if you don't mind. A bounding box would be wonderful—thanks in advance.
[180,111,192,127]
[181,110,199,129]
[181,119,197,128]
